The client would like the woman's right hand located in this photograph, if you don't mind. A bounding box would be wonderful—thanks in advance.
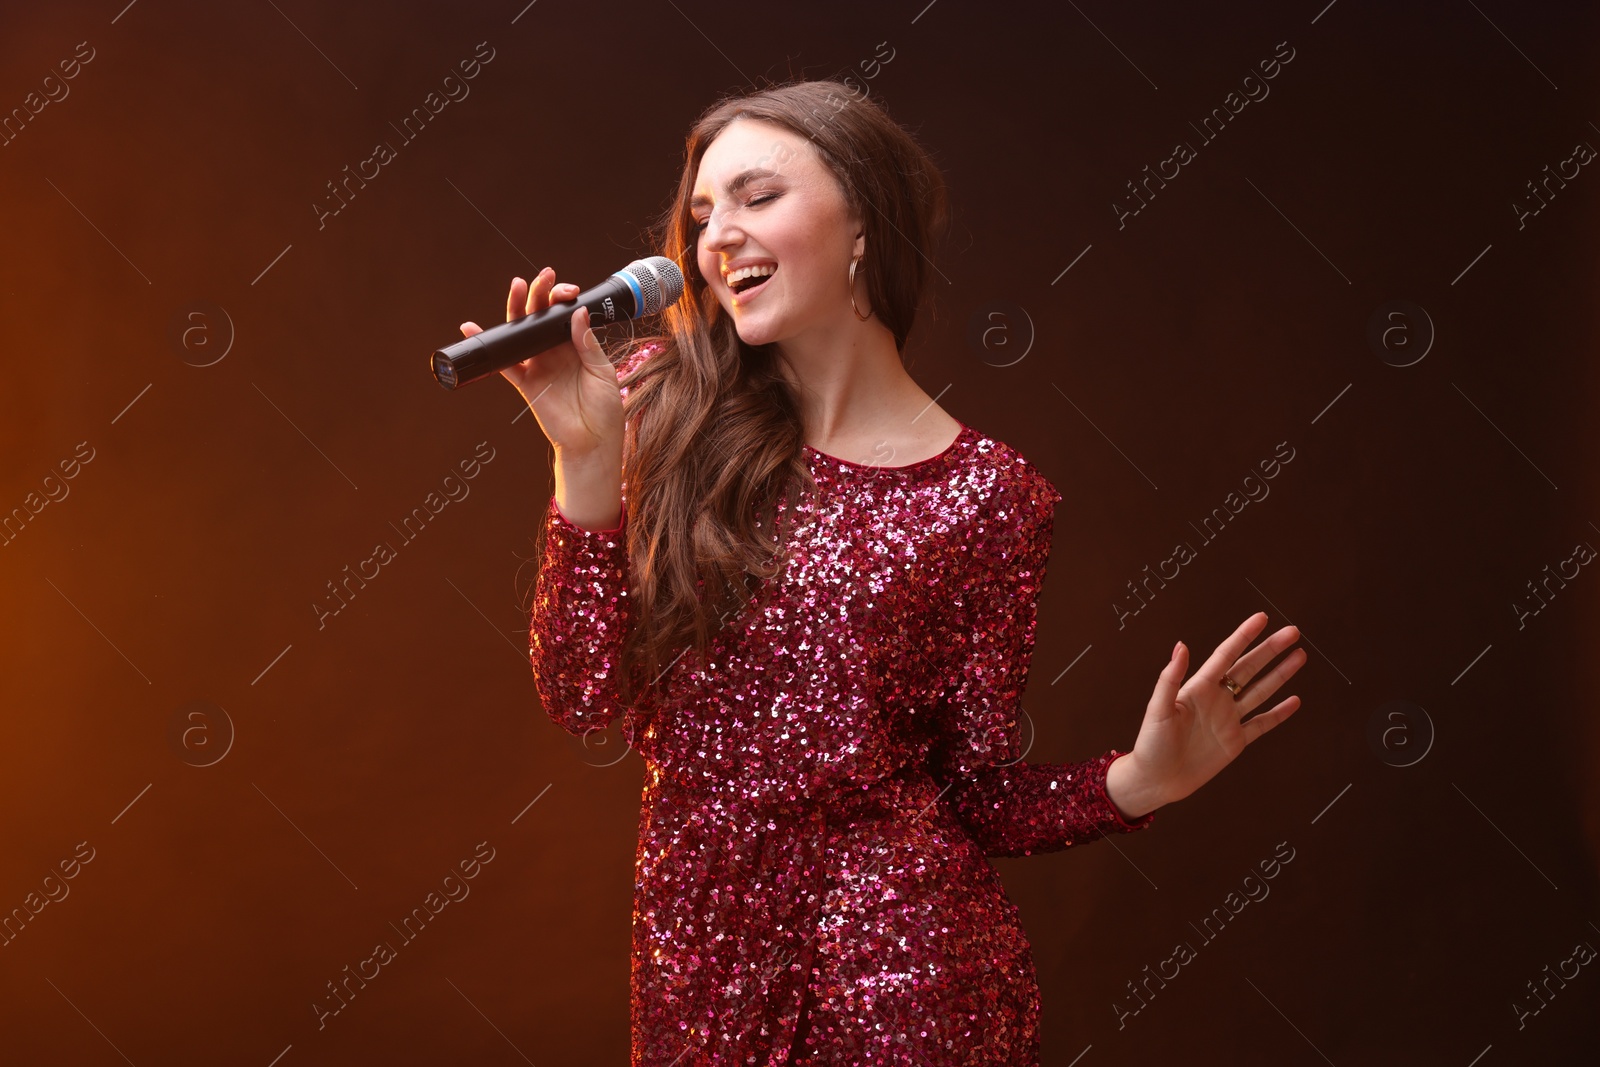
[458,267,623,459]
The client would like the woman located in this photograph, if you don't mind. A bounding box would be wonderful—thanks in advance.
[459,80,1306,1066]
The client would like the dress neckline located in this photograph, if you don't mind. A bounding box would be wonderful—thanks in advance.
[803,422,969,471]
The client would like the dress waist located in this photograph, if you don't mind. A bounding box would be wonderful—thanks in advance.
[647,756,948,828]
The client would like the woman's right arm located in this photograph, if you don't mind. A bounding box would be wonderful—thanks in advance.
[552,446,622,533]
[461,266,628,524]
[529,481,632,737]
[457,268,649,735]
[528,347,660,734]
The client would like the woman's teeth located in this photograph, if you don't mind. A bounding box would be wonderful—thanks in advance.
[728,264,776,292]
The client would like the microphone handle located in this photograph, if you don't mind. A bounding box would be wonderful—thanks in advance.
[431,272,641,390]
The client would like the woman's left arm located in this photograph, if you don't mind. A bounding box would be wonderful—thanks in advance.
[929,468,1309,855]
[929,467,1155,858]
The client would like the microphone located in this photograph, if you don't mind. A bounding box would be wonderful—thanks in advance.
[431,256,684,390]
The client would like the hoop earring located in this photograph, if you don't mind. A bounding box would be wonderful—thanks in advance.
[849,256,872,321]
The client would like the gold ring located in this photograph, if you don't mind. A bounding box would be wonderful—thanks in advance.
[1220,674,1243,697]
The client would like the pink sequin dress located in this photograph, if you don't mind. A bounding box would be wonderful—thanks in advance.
[529,343,1155,1066]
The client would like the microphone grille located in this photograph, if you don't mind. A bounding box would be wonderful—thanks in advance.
[625,256,685,316]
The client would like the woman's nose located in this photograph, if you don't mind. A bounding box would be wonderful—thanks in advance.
[701,208,741,249]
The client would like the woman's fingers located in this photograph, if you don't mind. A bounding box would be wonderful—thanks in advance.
[527,267,559,317]
[506,276,528,324]
[510,269,581,320]
[570,305,609,368]
[1224,623,1302,688]
[459,321,483,339]
[569,304,588,347]
[1197,611,1270,682]
[492,270,597,396]
[1179,613,1307,722]
[1234,647,1307,718]
[1241,694,1301,743]
[1148,641,1189,713]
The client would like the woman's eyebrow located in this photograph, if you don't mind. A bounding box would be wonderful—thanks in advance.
[689,167,783,210]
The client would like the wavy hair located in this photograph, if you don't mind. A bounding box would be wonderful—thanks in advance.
[608,79,950,705]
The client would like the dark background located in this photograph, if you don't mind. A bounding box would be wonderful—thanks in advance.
[2,1,1596,1063]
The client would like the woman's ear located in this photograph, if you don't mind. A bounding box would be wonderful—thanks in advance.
[847,204,866,259]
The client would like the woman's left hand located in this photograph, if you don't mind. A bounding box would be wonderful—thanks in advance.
[1106,612,1307,820]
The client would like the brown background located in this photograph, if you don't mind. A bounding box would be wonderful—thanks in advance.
[1,1,1596,1063]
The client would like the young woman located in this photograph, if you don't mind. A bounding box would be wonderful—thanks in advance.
[459,79,1307,1067]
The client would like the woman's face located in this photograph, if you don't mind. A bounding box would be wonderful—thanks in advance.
[690,118,863,348]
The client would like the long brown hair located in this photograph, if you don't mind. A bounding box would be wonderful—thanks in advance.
[610,79,950,705]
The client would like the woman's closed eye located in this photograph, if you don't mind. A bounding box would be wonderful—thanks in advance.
[693,192,781,232]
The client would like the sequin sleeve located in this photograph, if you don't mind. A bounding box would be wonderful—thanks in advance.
[931,465,1156,858]
[528,497,631,737]
[526,342,659,738]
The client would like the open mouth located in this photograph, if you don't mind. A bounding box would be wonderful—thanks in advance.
[727,264,777,302]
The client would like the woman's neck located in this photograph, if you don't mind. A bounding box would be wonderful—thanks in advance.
[777,317,953,457]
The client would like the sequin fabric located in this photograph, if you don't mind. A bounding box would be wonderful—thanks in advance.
[528,343,1155,1066]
